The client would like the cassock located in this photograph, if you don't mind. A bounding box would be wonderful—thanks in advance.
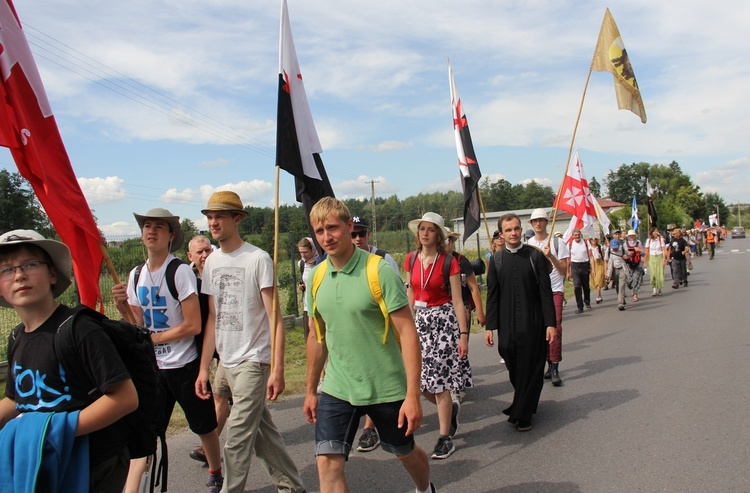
[486,244,555,423]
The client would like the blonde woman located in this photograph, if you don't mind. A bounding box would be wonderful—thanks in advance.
[405,212,472,460]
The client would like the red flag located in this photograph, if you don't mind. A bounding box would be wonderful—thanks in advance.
[449,61,482,242]
[554,150,599,241]
[0,0,103,309]
[276,0,334,243]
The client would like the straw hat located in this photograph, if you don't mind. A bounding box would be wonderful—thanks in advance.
[201,191,248,218]
[529,208,549,221]
[0,230,72,307]
[408,212,449,238]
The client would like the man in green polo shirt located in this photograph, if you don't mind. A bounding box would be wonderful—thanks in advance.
[303,197,435,493]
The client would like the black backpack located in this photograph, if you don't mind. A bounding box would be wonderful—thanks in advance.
[408,251,454,295]
[55,306,168,493]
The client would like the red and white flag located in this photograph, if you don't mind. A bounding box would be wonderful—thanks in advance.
[0,0,104,309]
[555,149,600,241]
[276,0,334,244]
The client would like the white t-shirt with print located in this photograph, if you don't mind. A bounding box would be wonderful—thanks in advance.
[527,235,570,292]
[127,254,198,369]
[201,242,273,368]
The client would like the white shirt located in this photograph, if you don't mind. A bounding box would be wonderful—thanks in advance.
[569,239,591,263]
[646,236,666,255]
[127,254,199,369]
[202,242,274,368]
[527,235,569,293]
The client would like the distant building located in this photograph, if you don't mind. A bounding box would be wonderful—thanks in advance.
[451,198,624,253]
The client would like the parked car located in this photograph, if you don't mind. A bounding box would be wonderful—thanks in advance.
[732,226,746,238]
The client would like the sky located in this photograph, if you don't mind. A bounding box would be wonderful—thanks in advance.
[2,0,749,238]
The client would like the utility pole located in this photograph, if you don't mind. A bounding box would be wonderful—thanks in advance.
[366,179,380,245]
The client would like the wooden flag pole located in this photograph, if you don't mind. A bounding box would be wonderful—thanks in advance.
[99,242,137,324]
[270,166,281,373]
[477,189,493,253]
[550,61,596,235]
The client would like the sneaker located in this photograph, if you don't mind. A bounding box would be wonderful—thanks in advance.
[551,370,563,387]
[449,400,460,437]
[206,473,223,493]
[585,303,592,310]
[516,420,533,432]
[575,309,583,314]
[431,436,455,459]
[190,446,208,465]
[543,367,551,379]
[618,304,625,311]
[356,428,380,452]
[596,297,603,304]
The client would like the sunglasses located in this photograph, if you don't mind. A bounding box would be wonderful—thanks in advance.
[351,230,368,238]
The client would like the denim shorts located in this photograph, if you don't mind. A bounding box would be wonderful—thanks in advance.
[315,393,415,459]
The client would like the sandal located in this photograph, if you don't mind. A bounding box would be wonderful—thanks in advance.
[596,297,603,304]
[632,294,639,302]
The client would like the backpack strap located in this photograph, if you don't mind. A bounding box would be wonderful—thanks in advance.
[310,261,329,343]
[443,252,454,295]
[54,305,102,400]
[366,254,394,345]
[134,258,184,302]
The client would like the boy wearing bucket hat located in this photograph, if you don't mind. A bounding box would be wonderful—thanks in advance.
[195,191,305,493]
[112,208,223,492]
[0,230,137,492]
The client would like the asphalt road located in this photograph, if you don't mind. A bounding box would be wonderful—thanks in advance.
[164,238,750,493]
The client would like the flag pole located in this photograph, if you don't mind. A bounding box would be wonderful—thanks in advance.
[550,66,595,235]
[99,243,137,324]
[477,189,493,254]
[270,165,281,372]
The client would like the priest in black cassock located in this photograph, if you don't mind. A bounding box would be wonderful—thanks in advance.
[485,214,556,432]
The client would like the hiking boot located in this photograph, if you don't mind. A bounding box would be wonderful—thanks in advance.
[449,400,460,437]
[190,446,208,465]
[431,436,456,459]
[206,473,223,493]
[551,370,563,387]
[356,428,380,452]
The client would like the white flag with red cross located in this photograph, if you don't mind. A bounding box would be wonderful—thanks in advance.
[555,149,600,241]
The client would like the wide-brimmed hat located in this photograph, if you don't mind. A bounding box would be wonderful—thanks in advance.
[0,230,72,307]
[352,215,370,230]
[627,229,637,237]
[529,208,549,222]
[408,212,449,238]
[134,208,184,252]
[201,191,249,218]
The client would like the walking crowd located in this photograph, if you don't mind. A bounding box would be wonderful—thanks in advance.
[0,192,727,493]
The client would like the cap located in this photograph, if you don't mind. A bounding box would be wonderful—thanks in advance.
[352,215,369,230]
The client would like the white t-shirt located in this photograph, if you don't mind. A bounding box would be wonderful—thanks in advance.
[569,239,591,263]
[202,242,273,368]
[127,254,198,369]
[527,235,570,292]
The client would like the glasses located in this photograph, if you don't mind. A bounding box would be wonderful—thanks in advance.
[0,260,50,280]
[351,230,368,238]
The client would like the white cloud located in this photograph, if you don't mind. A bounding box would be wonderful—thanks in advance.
[78,176,126,205]
[694,157,750,201]
[376,141,413,152]
[520,177,553,186]
[100,221,139,238]
[334,175,391,199]
[199,158,228,168]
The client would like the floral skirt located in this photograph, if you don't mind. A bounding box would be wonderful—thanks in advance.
[415,303,473,394]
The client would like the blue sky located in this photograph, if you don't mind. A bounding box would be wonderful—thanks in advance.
[3,0,749,237]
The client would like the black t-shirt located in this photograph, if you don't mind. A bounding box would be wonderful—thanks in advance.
[670,238,689,261]
[5,304,130,465]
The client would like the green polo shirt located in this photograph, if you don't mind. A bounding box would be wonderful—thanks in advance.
[307,247,409,405]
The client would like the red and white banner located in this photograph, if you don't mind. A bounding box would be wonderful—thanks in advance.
[555,149,600,240]
[0,0,104,309]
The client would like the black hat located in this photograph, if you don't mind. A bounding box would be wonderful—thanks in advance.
[352,215,369,230]
[492,230,500,239]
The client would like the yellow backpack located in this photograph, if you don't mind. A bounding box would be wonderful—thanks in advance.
[310,253,394,345]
